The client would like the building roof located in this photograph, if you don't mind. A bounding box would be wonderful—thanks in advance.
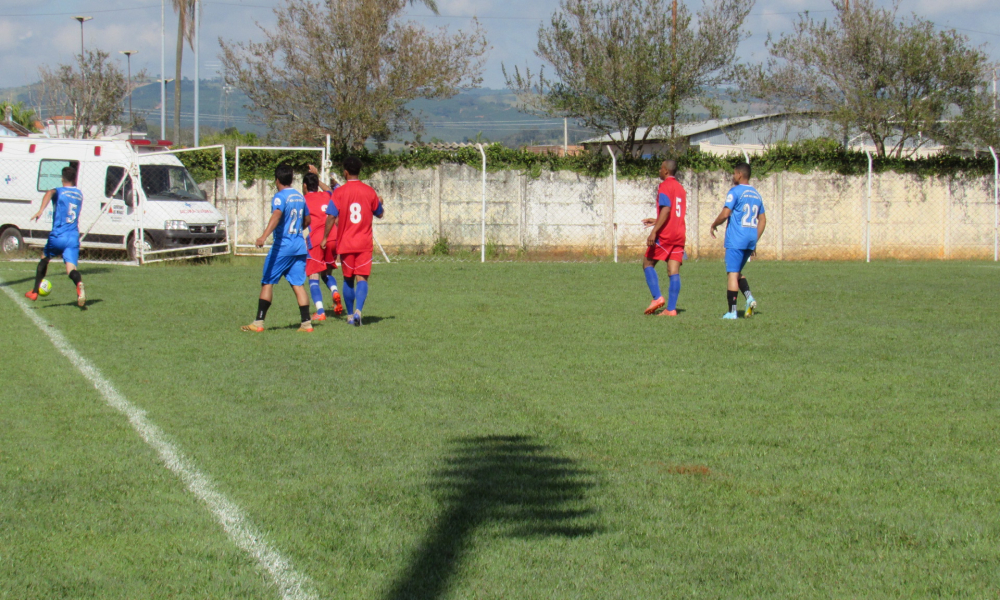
[0,120,32,137]
[580,114,786,145]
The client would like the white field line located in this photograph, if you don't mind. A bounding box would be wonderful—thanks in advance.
[0,277,318,600]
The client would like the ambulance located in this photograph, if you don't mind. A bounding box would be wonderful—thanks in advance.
[0,137,228,262]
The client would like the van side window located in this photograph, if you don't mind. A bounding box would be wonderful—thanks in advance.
[105,166,133,200]
[38,159,80,192]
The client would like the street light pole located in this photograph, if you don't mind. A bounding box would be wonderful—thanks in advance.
[159,79,174,141]
[193,0,201,146]
[120,51,138,140]
[72,16,92,60]
[161,0,166,141]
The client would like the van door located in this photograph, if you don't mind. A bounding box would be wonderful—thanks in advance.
[93,165,134,246]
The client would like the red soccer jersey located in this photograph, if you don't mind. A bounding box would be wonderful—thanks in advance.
[304,189,337,249]
[655,176,687,247]
[332,180,382,254]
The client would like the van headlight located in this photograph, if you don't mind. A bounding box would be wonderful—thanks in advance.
[217,220,227,230]
[165,220,188,230]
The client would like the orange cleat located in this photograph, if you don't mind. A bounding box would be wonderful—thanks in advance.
[241,320,265,332]
[298,322,314,332]
[659,309,678,317]
[76,282,86,307]
[644,296,665,315]
[311,312,327,321]
[332,291,343,316]
[25,290,38,301]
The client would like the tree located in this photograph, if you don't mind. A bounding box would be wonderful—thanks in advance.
[37,50,147,139]
[219,0,487,149]
[504,0,753,157]
[738,0,992,158]
[172,0,196,145]
[0,101,38,132]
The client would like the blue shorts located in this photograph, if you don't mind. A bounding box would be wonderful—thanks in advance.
[261,251,307,286]
[725,247,753,273]
[44,236,80,265]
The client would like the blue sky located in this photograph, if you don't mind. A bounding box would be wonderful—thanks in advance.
[1,0,998,92]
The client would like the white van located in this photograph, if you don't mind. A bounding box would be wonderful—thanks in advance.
[0,138,228,262]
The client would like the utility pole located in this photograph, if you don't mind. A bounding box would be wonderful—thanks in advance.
[161,0,166,141]
[993,68,997,113]
[193,0,200,146]
[120,51,138,140]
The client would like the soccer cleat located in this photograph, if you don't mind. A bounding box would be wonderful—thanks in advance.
[311,312,327,322]
[644,296,666,315]
[722,311,738,320]
[241,320,265,332]
[659,309,678,317]
[332,291,343,316]
[298,322,314,333]
[25,290,38,301]
[745,298,757,317]
[353,310,362,327]
[346,313,355,326]
[76,282,86,307]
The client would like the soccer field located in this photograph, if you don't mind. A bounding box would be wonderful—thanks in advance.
[1,259,998,599]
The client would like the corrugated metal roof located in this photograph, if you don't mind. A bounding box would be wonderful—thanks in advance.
[580,114,786,144]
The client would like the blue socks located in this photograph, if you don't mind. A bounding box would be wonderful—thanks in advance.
[308,279,324,314]
[644,266,662,299]
[343,277,355,314]
[325,274,338,293]
[356,281,369,313]
[667,274,681,311]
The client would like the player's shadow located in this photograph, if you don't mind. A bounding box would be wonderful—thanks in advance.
[358,315,394,325]
[383,435,600,600]
[40,299,101,310]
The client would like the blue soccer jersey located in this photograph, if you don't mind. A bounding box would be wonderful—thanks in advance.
[723,184,765,250]
[50,186,83,240]
[270,188,308,257]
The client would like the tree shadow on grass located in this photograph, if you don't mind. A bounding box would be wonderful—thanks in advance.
[384,435,601,600]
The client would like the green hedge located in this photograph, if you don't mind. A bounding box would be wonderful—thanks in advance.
[178,138,997,184]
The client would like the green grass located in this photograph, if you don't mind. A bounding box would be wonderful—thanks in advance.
[1,259,999,599]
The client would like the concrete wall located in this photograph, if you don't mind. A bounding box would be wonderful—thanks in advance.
[204,167,998,260]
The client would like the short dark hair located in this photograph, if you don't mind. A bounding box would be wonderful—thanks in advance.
[343,156,362,176]
[62,166,77,185]
[734,162,751,180]
[275,164,294,186]
[303,172,319,192]
[663,159,678,176]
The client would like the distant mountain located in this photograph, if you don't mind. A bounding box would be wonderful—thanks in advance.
[1,80,589,146]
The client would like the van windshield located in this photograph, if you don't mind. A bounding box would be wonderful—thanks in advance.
[140,165,206,201]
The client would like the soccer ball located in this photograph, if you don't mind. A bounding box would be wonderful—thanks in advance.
[38,279,52,296]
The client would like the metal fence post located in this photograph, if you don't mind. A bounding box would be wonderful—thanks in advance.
[606,146,618,263]
[477,143,486,263]
[865,150,873,263]
[991,147,998,261]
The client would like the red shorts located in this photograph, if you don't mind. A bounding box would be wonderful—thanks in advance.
[340,251,373,278]
[645,243,684,263]
[306,243,338,276]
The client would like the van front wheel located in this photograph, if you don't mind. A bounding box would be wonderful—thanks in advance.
[0,227,24,255]
[127,232,153,263]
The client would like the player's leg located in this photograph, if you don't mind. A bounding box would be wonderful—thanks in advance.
[351,252,373,326]
[739,275,756,316]
[324,246,342,316]
[244,251,279,331]
[642,249,665,315]
[27,256,50,300]
[723,248,742,319]
[662,252,682,316]
[307,273,326,320]
[62,244,85,307]
[287,256,313,332]
[341,254,356,324]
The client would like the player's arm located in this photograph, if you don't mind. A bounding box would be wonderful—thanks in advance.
[646,205,670,247]
[302,212,311,230]
[321,215,338,249]
[373,197,384,219]
[308,164,332,192]
[256,209,282,248]
[710,208,732,239]
[756,212,767,241]
[31,190,55,221]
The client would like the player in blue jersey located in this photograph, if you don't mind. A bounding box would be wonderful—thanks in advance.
[26,165,86,307]
[242,164,314,333]
[710,162,766,319]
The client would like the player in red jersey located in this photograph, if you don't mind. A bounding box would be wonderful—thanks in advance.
[641,159,686,316]
[323,156,383,326]
[303,165,343,320]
